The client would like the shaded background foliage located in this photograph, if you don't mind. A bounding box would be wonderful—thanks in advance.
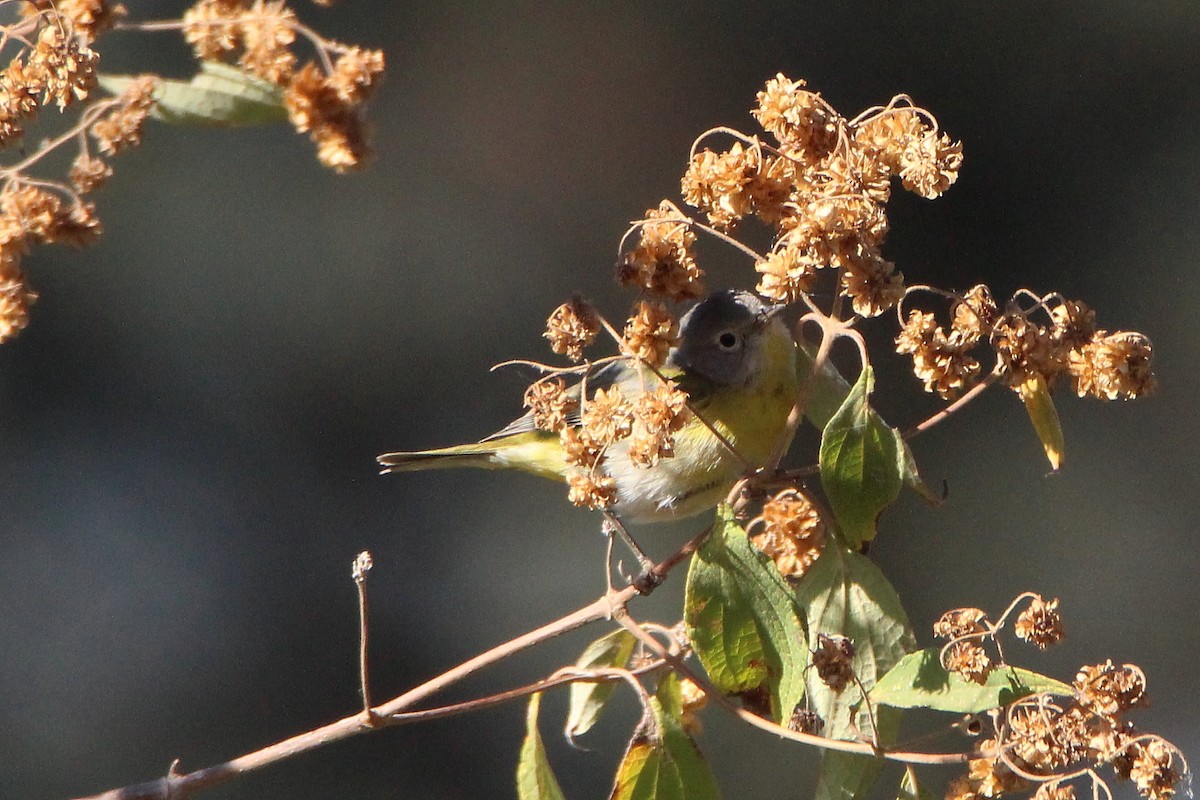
[1,2,1197,798]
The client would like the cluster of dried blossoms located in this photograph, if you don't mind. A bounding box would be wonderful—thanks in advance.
[618,74,962,317]
[748,487,827,580]
[935,595,1066,685]
[896,286,1156,402]
[0,6,157,342]
[533,296,689,509]
[935,599,1184,800]
[182,0,384,171]
[0,0,384,344]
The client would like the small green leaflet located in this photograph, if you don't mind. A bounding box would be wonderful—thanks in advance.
[517,693,566,800]
[870,648,1074,713]
[564,628,637,742]
[819,366,904,547]
[684,505,807,724]
[799,344,937,508]
[609,675,721,800]
[1018,375,1065,471]
[97,61,287,127]
[794,546,915,800]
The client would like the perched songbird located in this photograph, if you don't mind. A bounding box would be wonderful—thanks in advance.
[377,290,798,523]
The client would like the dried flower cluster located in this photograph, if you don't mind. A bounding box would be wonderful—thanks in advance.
[749,488,826,579]
[534,296,693,509]
[934,595,1066,686]
[618,200,705,302]
[936,600,1182,800]
[811,633,856,693]
[181,0,385,171]
[0,1,383,344]
[897,287,1155,402]
[631,74,964,318]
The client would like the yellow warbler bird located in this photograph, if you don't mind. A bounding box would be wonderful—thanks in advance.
[377,290,798,523]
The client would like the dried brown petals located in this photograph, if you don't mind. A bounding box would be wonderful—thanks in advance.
[755,245,819,304]
[627,381,688,469]
[69,153,112,193]
[566,470,616,510]
[839,245,904,317]
[622,300,677,367]
[90,75,156,155]
[543,296,600,362]
[237,0,298,85]
[1070,332,1156,400]
[183,0,246,60]
[27,24,98,108]
[284,62,371,172]
[23,0,128,45]
[752,73,839,165]
[1033,781,1076,800]
[750,488,826,580]
[0,269,36,343]
[1128,739,1181,800]
[559,426,602,469]
[581,385,634,443]
[812,633,856,693]
[330,46,386,105]
[946,641,993,685]
[1074,661,1146,718]
[522,377,576,432]
[934,607,990,640]
[617,201,705,301]
[1014,595,1065,650]
[899,131,963,199]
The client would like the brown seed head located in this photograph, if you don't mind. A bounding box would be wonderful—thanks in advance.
[812,633,856,693]
[839,244,904,317]
[946,641,993,685]
[581,386,634,444]
[559,426,603,469]
[237,0,297,84]
[752,73,840,165]
[617,201,705,302]
[91,75,156,155]
[0,268,36,343]
[1128,739,1180,800]
[543,296,600,362]
[23,0,128,45]
[899,131,963,199]
[853,108,927,173]
[330,46,386,105]
[1074,661,1146,718]
[788,706,823,734]
[566,470,616,510]
[522,377,576,432]
[755,245,820,304]
[750,488,826,580]
[69,153,112,194]
[627,381,689,469]
[622,300,677,367]
[1069,332,1156,400]
[1033,781,1076,800]
[934,608,991,640]
[1014,595,1065,650]
[183,0,246,59]
[26,23,98,108]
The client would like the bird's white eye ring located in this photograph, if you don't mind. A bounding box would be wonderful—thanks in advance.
[717,331,741,350]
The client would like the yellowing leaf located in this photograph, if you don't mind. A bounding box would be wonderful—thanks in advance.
[565,629,637,742]
[517,693,566,800]
[1019,375,1065,470]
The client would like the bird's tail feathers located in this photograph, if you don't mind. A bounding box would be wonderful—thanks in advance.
[377,443,500,474]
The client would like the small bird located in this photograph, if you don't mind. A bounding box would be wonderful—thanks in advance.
[377,290,798,524]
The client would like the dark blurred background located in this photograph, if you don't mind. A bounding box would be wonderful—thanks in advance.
[2,2,1197,798]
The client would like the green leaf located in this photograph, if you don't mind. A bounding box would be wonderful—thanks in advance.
[1018,375,1064,470]
[98,61,287,127]
[564,628,638,741]
[517,693,566,800]
[684,504,807,723]
[870,648,1074,713]
[795,547,915,800]
[815,709,900,800]
[898,766,937,800]
[819,366,904,547]
[609,676,721,800]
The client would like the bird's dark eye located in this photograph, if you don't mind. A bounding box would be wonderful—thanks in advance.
[717,331,740,350]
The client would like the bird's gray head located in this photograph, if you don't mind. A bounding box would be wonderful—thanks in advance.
[670,290,785,387]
